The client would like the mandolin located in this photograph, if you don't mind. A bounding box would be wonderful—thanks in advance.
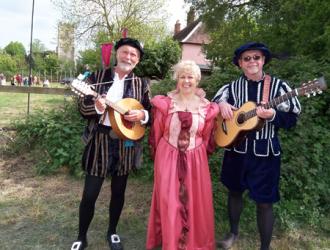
[71,77,145,141]
[214,76,327,148]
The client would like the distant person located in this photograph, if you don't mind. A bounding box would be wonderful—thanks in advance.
[34,75,39,85]
[43,78,50,87]
[16,74,22,86]
[23,77,29,86]
[0,73,4,85]
[11,76,15,86]
[83,64,91,80]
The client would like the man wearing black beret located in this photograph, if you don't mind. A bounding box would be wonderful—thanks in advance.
[71,37,151,250]
[213,42,301,250]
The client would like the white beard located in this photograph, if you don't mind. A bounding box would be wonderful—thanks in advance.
[117,62,134,73]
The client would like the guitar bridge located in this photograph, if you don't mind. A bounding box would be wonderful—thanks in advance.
[222,120,228,135]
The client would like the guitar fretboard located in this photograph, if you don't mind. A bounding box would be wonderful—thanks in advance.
[244,89,298,120]
[75,84,128,115]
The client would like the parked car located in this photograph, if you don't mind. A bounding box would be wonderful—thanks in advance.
[60,77,75,85]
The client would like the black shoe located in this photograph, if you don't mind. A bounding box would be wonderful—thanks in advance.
[71,240,88,250]
[107,234,123,250]
[217,233,238,249]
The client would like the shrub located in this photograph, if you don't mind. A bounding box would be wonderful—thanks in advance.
[11,98,85,176]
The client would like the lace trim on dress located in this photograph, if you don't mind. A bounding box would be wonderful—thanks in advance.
[167,88,209,118]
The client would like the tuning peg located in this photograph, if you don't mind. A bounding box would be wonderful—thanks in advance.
[305,93,310,98]
[313,92,316,96]
[317,90,322,94]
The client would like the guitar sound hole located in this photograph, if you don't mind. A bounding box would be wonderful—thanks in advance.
[237,113,245,125]
[121,116,134,129]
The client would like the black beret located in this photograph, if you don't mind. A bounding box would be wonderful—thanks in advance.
[114,37,144,58]
[233,42,271,66]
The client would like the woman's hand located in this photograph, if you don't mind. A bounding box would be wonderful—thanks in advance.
[218,102,237,120]
[124,110,145,122]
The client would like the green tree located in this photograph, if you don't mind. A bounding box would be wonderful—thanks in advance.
[76,36,181,79]
[4,41,27,73]
[32,39,47,53]
[44,53,60,75]
[186,0,330,64]
[0,53,17,77]
[76,48,101,73]
[4,41,26,57]
[53,0,168,46]
[135,37,181,79]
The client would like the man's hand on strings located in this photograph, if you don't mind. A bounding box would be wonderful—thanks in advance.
[256,102,275,119]
[124,110,145,122]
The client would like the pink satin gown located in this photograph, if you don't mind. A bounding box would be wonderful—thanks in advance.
[146,90,219,250]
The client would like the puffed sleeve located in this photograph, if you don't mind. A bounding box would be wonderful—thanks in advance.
[202,102,220,154]
[270,81,301,129]
[148,95,170,159]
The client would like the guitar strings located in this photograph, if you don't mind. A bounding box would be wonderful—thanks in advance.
[83,78,136,87]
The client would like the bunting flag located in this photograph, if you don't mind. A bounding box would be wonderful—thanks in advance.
[101,43,113,69]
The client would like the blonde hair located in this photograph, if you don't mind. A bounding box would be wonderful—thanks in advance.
[172,60,201,82]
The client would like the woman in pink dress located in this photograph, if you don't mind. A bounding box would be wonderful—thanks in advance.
[146,60,219,250]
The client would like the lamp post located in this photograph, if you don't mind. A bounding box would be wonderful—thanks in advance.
[27,0,35,115]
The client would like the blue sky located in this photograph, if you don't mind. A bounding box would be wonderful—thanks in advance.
[0,0,189,52]
[0,0,60,51]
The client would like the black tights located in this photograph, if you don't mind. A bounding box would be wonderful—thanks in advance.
[77,174,128,242]
[227,191,274,250]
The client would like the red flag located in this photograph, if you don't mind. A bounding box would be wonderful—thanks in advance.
[101,43,113,68]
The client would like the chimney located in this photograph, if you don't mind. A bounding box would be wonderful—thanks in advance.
[174,20,181,35]
[187,6,195,26]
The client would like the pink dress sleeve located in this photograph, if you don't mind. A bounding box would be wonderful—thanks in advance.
[148,95,170,159]
[202,102,220,154]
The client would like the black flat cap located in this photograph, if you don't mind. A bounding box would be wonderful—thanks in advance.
[114,37,144,58]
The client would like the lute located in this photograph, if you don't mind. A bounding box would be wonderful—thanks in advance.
[71,77,145,141]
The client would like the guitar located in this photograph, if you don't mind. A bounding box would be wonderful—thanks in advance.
[71,78,146,141]
[214,76,327,148]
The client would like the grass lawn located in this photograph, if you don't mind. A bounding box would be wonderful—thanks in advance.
[0,151,329,250]
[0,83,70,128]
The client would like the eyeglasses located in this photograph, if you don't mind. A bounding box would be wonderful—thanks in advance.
[241,55,262,62]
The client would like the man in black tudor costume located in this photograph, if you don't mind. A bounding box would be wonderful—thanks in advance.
[71,38,151,250]
[213,42,301,250]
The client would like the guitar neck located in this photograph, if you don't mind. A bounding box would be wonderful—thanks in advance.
[89,90,128,115]
[246,89,298,119]
[105,99,128,115]
[264,89,298,109]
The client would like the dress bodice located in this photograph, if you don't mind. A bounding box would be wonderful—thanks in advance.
[150,89,219,151]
